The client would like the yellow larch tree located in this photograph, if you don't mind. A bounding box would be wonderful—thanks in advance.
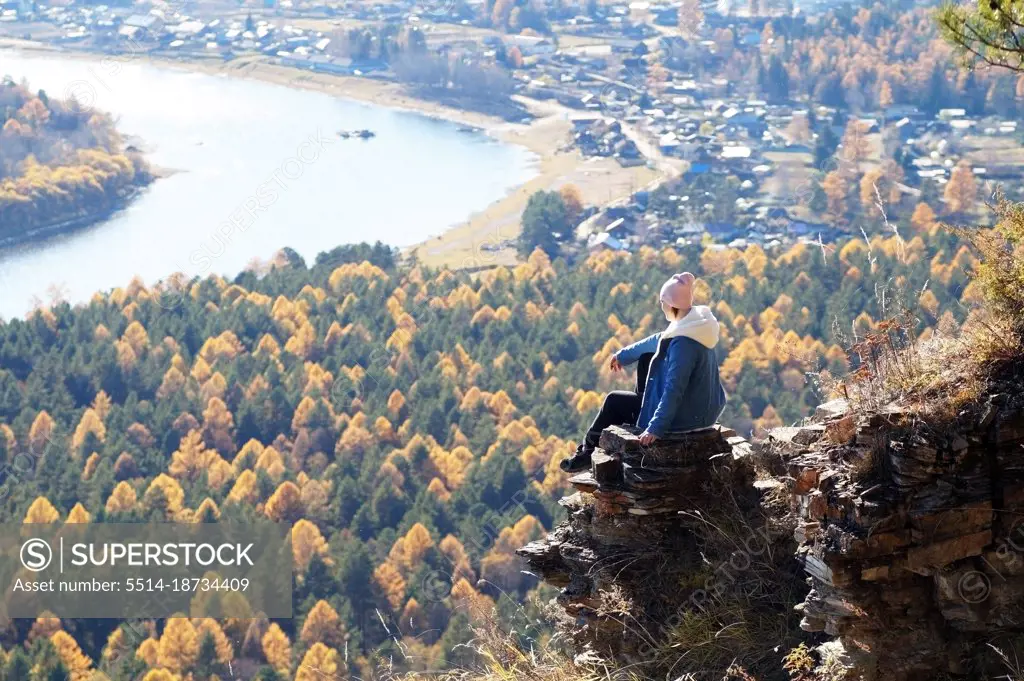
[66,503,91,524]
[199,372,228,405]
[28,410,55,453]
[559,184,584,219]
[82,452,100,481]
[919,289,940,316]
[201,397,236,454]
[120,320,150,356]
[168,430,218,481]
[402,597,426,632]
[944,160,977,214]
[378,460,405,489]
[291,396,319,432]
[822,171,849,223]
[143,474,185,516]
[91,390,113,421]
[194,498,221,521]
[136,637,160,667]
[292,519,329,572]
[700,246,738,276]
[839,239,868,265]
[0,423,14,452]
[430,445,474,490]
[387,389,407,417]
[300,479,330,521]
[197,330,244,365]
[190,356,212,384]
[264,481,303,522]
[337,418,374,456]
[51,630,94,681]
[226,469,259,505]
[576,391,602,414]
[105,481,138,514]
[255,446,286,479]
[24,496,59,523]
[374,561,407,610]
[294,643,342,681]
[284,321,317,359]
[206,457,234,491]
[374,415,397,442]
[854,311,876,336]
[859,168,885,215]
[28,613,62,641]
[262,623,292,674]
[841,119,870,163]
[233,439,265,470]
[116,341,138,372]
[324,320,344,348]
[303,362,334,397]
[156,366,188,401]
[427,477,452,502]
[194,618,234,664]
[450,577,493,615]
[157,617,200,672]
[71,408,106,453]
[300,600,345,647]
[481,516,544,591]
[388,523,434,573]
[102,627,129,664]
[255,333,281,357]
[743,244,768,279]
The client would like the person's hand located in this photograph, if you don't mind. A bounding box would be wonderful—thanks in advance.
[639,431,658,445]
[609,355,622,372]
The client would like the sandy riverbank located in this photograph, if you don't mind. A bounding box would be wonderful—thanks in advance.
[1,41,664,269]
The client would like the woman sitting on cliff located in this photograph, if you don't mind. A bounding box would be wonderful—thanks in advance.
[560,272,728,473]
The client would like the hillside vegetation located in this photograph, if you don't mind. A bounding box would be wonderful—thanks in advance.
[0,77,151,242]
[0,220,988,679]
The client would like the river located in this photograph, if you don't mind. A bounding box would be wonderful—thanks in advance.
[0,51,538,320]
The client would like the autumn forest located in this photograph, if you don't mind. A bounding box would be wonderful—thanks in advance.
[0,210,983,680]
[0,77,151,244]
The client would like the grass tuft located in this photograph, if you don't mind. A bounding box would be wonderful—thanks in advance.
[824,195,1024,423]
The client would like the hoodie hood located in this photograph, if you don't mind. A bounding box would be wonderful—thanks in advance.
[661,305,720,349]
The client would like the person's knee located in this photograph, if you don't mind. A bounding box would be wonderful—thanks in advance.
[603,391,639,412]
[603,390,632,404]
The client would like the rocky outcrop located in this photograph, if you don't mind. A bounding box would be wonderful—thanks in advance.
[517,425,797,671]
[518,393,1024,679]
[778,394,1024,679]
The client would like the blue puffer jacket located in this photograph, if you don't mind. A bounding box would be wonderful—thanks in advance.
[614,305,727,437]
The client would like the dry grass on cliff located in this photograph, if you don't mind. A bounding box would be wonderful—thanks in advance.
[831,309,1019,421]
[393,606,619,681]
[830,195,1024,422]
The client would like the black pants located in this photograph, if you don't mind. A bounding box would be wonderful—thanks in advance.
[583,353,652,449]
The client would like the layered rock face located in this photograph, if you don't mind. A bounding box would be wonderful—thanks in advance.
[778,395,1024,679]
[517,425,783,663]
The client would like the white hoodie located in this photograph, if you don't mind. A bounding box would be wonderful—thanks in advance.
[660,305,720,349]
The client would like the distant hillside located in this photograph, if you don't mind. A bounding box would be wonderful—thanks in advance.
[0,76,151,245]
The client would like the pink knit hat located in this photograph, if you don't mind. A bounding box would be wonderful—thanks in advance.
[659,272,696,309]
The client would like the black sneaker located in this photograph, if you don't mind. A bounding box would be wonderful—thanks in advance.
[560,445,593,473]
